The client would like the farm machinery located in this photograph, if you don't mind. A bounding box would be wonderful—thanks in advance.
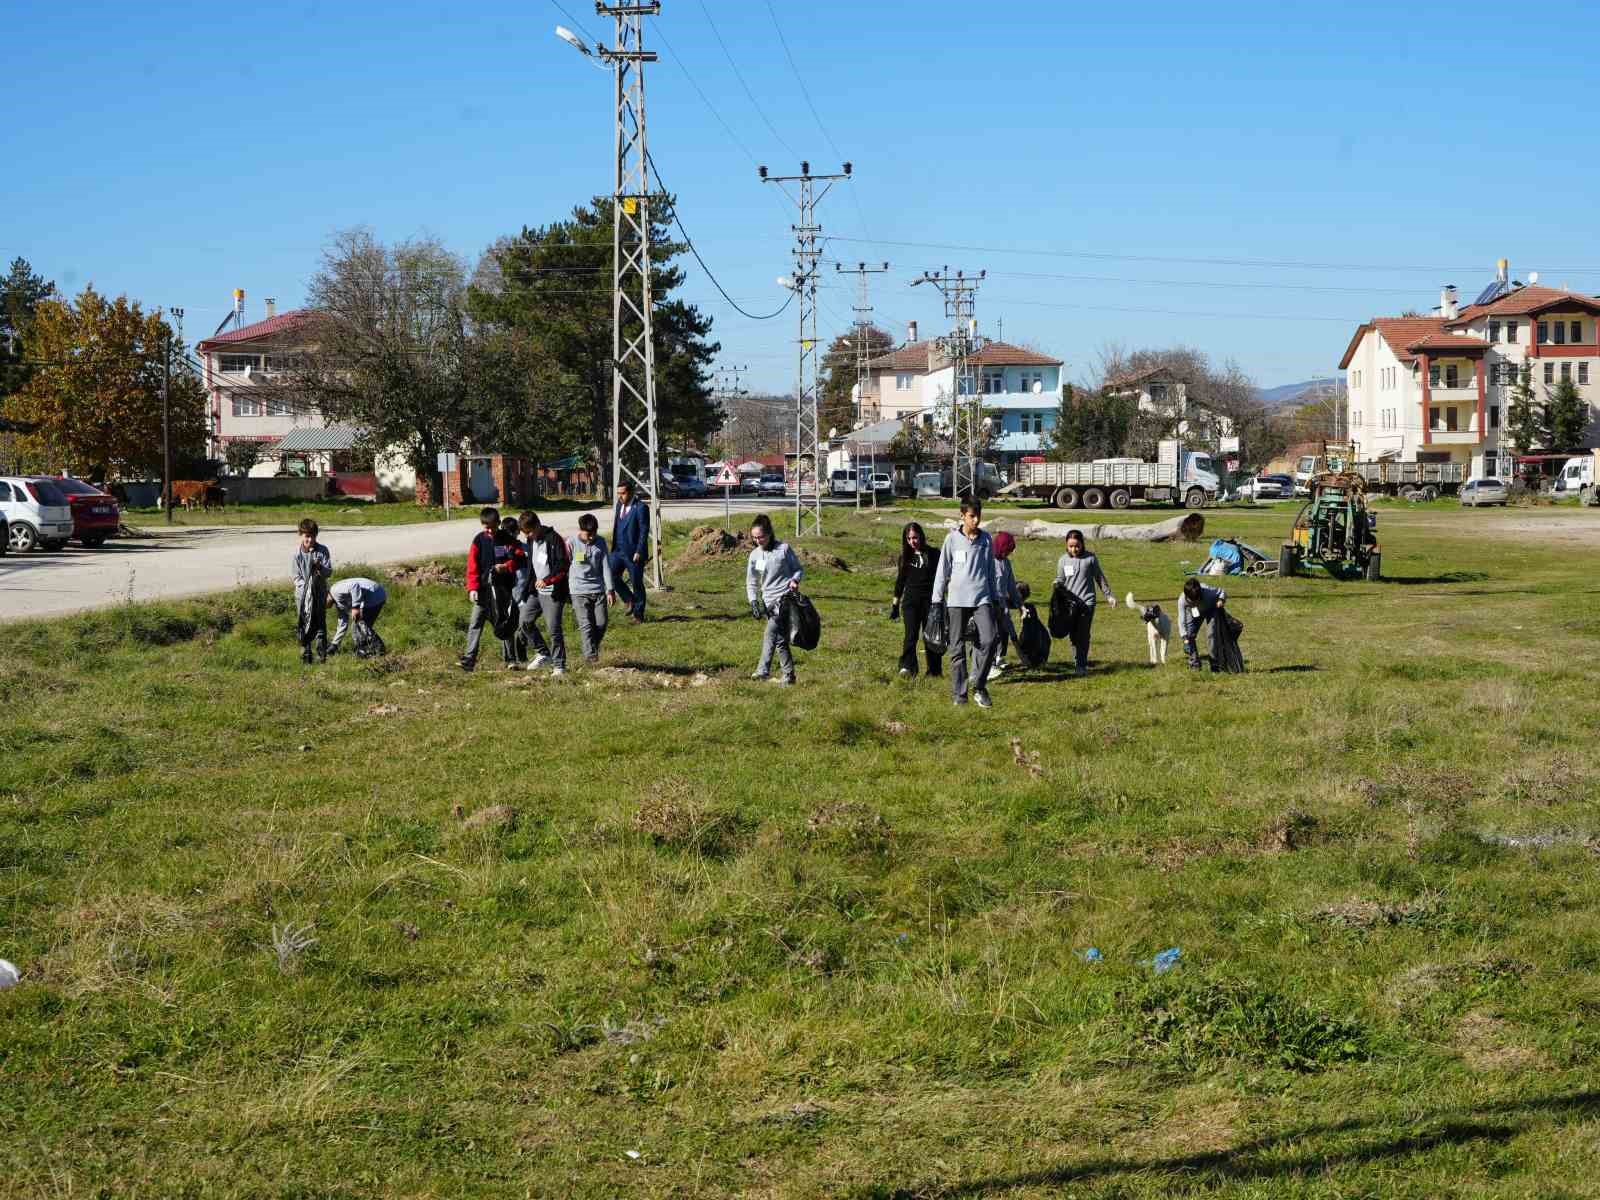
[1279,449,1381,581]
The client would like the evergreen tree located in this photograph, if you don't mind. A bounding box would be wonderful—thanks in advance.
[1041,383,1080,459]
[817,325,893,436]
[1547,375,1589,450]
[1,256,57,405]
[1506,363,1542,451]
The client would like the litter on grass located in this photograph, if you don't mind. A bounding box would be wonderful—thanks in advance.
[0,959,19,989]
[1147,947,1182,973]
[1076,948,1102,963]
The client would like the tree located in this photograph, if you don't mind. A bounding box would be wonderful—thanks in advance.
[887,418,936,467]
[1042,384,1138,460]
[8,286,206,479]
[817,324,894,435]
[225,439,265,475]
[1547,375,1589,450]
[467,197,721,494]
[714,393,790,462]
[1506,362,1542,452]
[1,257,56,405]
[292,229,576,505]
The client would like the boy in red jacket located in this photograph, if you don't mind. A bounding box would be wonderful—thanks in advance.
[458,507,527,672]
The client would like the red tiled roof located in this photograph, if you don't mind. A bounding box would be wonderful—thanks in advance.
[968,341,1062,367]
[866,338,1061,371]
[1406,332,1490,354]
[1453,284,1600,319]
[1339,317,1446,368]
[866,341,937,371]
[196,309,317,352]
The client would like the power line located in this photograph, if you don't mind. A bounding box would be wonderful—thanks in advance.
[763,0,843,161]
[544,0,601,46]
[646,150,794,321]
[696,0,799,160]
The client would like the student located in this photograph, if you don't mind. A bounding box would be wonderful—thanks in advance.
[985,530,1024,682]
[518,511,570,676]
[1054,529,1116,677]
[1179,577,1227,670]
[566,512,618,664]
[745,512,803,685]
[610,479,650,623]
[291,518,332,664]
[891,521,943,679]
[327,576,388,657]
[932,498,999,708]
[459,507,526,672]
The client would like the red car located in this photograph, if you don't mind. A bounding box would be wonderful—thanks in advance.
[50,476,120,547]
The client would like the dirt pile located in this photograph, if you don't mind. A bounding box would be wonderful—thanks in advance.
[673,525,849,571]
[389,562,455,587]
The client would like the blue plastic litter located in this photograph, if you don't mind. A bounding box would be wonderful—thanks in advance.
[1076,947,1102,963]
[1148,947,1182,973]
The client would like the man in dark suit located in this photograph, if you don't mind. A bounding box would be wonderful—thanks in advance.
[610,479,651,622]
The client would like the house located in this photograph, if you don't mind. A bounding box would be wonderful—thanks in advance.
[1339,260,1600,478]
[194,297,415,491]
[861,323,1064,468]
[1105,367,1236,443]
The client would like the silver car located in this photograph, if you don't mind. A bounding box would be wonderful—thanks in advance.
[1459,478,1509,507]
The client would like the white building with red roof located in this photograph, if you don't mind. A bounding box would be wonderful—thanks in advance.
[861,322,1063,464]
[1340,261,1600,476]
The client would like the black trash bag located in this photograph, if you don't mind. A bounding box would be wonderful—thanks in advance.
[1209,609,1246,674]
[1048,582,1081,639]
[923,602,949,654]
[489,576,520,641]
[1017,602,1051,667]
[788,592,822,651]
[351,620,386,658]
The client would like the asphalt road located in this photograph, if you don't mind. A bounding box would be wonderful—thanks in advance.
[0,498,797,623]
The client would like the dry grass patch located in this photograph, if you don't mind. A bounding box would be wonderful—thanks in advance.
[1455,1012,1549,1072]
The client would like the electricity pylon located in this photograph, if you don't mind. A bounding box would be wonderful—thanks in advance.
[913,267,987,501]
[835,261,888,509]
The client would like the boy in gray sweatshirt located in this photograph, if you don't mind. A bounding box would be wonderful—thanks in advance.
[931,499,999,707]
[565,513,617,663]
[745,512,803,685]
[291,518,332,665]
[518,511,570,676]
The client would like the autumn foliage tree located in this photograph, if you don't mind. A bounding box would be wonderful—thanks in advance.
[9,286,206,479]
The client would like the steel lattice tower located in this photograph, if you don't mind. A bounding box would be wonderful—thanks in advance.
[914,267,987,500]
[835,261,888,509]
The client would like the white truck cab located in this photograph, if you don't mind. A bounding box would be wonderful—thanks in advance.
[1554,450,1599,502]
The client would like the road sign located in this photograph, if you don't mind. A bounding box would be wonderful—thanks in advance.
[437,452,459,473]
[714,467,739,487]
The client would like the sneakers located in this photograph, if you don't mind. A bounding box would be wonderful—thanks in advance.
[773,674,795,686]
[527,653,551,671]
[1073,666,1087,678]
[898,667,912,678]
[584,654,599,664]
[300,647,314,665]
[991,658,1008,676]
[458,657,475,672]
[973,689,993,709]
[504,661,520,671]
[750,670,771,681]
[551,666,567,677]
[952,695,968,706]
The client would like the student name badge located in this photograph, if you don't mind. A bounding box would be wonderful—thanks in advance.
[576,550,590,563]
[953,550,968,566]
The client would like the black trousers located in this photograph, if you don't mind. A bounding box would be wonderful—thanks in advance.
[1068,605,1095,672]
[898,594,943,676]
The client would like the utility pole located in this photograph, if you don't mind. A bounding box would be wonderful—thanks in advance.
[713,362,748,452]
[835,261,888,510]
[762,160,851,537]
[160,307,184,524]
[913,267,987,500]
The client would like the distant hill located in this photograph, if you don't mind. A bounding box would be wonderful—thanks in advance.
[1256,377,1342,410]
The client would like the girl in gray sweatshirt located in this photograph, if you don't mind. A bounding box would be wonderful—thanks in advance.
[1053,528,1115,676]
[746,513,803,685]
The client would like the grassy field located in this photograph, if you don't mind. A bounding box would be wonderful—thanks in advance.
[4,504,1600,1197]
[122,496,606,529]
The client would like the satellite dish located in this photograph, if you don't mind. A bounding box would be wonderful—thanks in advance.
[1032,379,1042,394]
[242,364,253,379]
[1529,271,1540,284]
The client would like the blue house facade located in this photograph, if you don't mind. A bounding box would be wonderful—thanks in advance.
[960,344,1064,466]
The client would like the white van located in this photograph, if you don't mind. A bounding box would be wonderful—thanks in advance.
[0,476,75,551]
[1552,452,1598,502]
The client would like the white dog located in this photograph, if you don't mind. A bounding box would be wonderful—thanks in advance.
[1125,591,1171,665]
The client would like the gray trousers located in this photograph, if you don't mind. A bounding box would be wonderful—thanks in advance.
[520,592,566,668]
[464,601,517,664]
[949,603,999,701]
[571,593,609,660]
[330,600,384,652]
[756,604,795,679]
[515,597,550,661]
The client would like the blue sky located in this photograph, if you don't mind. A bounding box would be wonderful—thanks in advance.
[10,1,1600,394]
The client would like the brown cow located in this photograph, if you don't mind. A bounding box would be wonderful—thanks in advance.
[169,480,227,511]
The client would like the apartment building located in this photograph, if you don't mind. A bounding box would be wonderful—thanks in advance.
[860,323,1063,466]
[1340,261,1600,477]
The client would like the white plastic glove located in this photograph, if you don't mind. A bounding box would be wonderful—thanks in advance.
[470,590,479,604]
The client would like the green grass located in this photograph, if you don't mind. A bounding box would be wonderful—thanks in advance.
[122,495,607,528]
[5,505,1600,1197]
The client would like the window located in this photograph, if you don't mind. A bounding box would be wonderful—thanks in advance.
[1490,404,1500,429]
[219,354,261,374]
[921,412,934,428]
[1553,321,1566,345]
[1429,365,1440,388]
[1429,406,1442,430]
[1492,362,1517,385]
[895,373,912,391]
[1031,412,1045,434]
[1561,362,1572,382]
[0,482,10,501]
[1446,406,1459,432]
[1572,320,1583,343]
[1489,321,1500,342]
[263,354,304,375]
[1484,450,1499,477]
[230,393,261,417]
[1581,363,1590,385]
[1545,363,1555,385]
[1445,364,1459,388]
[265,396,294,417]
[1537,321,1548,344]
[1507,321,1519,343]
[981,370,1006,395]
[1149,383,1168,405]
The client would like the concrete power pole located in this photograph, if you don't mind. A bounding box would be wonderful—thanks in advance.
[835,261,888,510]
[913,267,987,500]
[596,2,664,586]
[761,160,851,537]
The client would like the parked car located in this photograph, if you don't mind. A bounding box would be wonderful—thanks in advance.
[829,468,858,498]
[1246,473,1295,499]
[50,476,121,546]
[741,473,762,495]
[871,472,894,496]
[0,476,75,551]
[758,473,786,497]
[1459,477,1509,507]
[656,471,683,500]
